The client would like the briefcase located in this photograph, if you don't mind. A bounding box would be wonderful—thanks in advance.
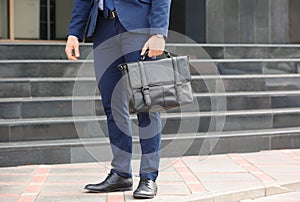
[118,51,193,113]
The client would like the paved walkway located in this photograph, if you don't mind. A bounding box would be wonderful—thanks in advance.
[1,149,300,202]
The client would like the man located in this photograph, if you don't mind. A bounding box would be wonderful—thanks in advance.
[65,0,171,199]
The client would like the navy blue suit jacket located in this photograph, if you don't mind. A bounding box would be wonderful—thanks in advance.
[68,0,171,40]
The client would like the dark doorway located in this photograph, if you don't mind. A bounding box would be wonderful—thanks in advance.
[289,0,300,43]
[40,0,56,40]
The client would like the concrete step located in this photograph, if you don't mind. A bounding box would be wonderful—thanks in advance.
[0,59,299,78]
[1,91,300,119]
[194,74,300,92]
[0,78,96,98]
[2,43,300,60]
[1,126,300,167]
[0,60,94,78]
[1,108,300,142]
[1,75,300,98]
[196,59,300,75]
[0,43,91,60]
[168,44,300,59]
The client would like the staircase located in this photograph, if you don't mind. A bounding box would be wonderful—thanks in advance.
[0,43,300,167]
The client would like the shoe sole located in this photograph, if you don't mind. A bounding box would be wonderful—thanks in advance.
[133,193,156,199]
[85,186,133,193]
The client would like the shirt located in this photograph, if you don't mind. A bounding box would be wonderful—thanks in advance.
[99,0,103,10]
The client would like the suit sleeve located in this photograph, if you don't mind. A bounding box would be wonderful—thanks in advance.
[67,0,92,41]
[150,0,172,37]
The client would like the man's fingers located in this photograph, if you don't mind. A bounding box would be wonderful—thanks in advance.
[142,35,165,58]
[141,42,149,56]
[74,44,80,58]
[65,47,73,60]
[148,50,155,57]
[148,49,163,57]
[67,53,78,61]
[65,46,78,61]
[65,37,80,61]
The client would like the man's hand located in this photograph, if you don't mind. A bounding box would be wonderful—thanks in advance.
[141,35,165,58]
[65,36,80,61]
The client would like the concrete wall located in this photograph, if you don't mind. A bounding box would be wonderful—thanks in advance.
[206,0,290,44]
[0,0,8,39]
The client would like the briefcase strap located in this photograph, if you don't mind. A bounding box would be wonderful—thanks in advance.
[138,61,151,107]
[171,57,183,103]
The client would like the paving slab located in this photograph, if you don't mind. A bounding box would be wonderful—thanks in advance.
[186,163,247,173]
[0,185,25,194]
[255,164,300,174]
[0,166,36,174]
[36,194,106,202]
[0,195,19,202]
[241,191,300,201]
[241,151,300,164]
[0,175,32,183]
[203,181,262,193]
[0,149,300,202]
[194,172,260,182]
[264,173,300,181]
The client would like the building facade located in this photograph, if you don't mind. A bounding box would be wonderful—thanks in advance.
[1,0,300,43]
[0,0,73,41]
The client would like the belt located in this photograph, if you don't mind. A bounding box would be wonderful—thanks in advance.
[98,9,118,19]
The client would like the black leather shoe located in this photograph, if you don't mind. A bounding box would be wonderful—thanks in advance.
[133,177,157,199]
[84,173,133,193]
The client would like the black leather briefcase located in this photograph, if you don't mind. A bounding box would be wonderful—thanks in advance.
[118,51,193,113]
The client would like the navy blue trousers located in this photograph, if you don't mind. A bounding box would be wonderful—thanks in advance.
[93,14,162,181]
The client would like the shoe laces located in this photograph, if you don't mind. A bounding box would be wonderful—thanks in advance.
[140,177,153,188]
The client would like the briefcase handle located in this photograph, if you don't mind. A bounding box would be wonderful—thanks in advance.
[140,50,172,61]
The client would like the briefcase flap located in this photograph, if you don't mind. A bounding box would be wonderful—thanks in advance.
[124,56,191,89]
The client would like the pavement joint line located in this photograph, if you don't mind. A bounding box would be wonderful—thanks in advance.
[179,158,208,194]
[173,159,186,168]
[228,153,277,184]
[242,165,263,173]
